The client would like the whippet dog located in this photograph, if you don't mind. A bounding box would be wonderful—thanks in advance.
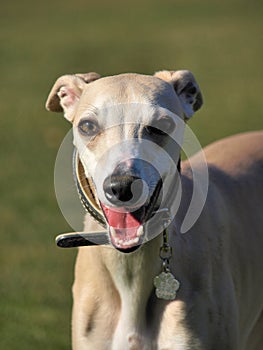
[46,70,263,350]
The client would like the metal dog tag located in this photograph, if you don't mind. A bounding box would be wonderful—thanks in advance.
[154,271,180,301]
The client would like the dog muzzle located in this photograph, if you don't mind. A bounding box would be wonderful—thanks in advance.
[56,148,178,251]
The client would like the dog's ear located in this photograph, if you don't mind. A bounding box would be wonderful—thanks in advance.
[154,70,203,119]
[45,72,101,121]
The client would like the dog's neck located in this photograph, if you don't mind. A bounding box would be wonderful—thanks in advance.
[101,234,162,292]
[97,233,163,339]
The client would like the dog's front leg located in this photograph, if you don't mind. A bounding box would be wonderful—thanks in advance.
[72,229,163,349]
[72,246,121,350]
[71,216,119,350]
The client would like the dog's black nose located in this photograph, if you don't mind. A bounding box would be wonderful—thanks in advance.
[103,175,144,206]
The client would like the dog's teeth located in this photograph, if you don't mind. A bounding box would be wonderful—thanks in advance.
[110,226,140,247]
[122,237,139,246]
[136,226,144,237]
[132,236,139,244]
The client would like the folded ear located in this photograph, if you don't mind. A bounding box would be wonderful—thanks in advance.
[45,72,101,121]
[154,70,203,119]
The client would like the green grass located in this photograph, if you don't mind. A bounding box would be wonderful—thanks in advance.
[0,0,262,348]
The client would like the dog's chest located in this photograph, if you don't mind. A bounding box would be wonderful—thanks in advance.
[109,289,191,350]
[97,241,193,349]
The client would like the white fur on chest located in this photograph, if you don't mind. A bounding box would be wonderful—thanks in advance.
[104,246,190,350]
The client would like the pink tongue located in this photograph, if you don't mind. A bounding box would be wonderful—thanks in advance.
[101,204,141,229]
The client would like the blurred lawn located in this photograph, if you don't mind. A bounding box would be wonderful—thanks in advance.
[0,0,262,348]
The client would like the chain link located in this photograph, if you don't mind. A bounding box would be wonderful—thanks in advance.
[159,229,172,273]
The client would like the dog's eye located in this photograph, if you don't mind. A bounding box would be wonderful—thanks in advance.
[78,119,99,136]
[145,117,175,136]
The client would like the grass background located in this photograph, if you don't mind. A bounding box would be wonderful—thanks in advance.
[0,0,262,348]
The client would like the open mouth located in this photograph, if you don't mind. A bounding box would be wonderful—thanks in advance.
[100,179,162,252]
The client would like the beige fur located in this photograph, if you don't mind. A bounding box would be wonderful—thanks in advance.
[46,71,263,350]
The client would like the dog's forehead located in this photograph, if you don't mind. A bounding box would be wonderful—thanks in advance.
[75,74,183,121]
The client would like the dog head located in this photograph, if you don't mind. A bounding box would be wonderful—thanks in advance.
[46,70,203,251]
